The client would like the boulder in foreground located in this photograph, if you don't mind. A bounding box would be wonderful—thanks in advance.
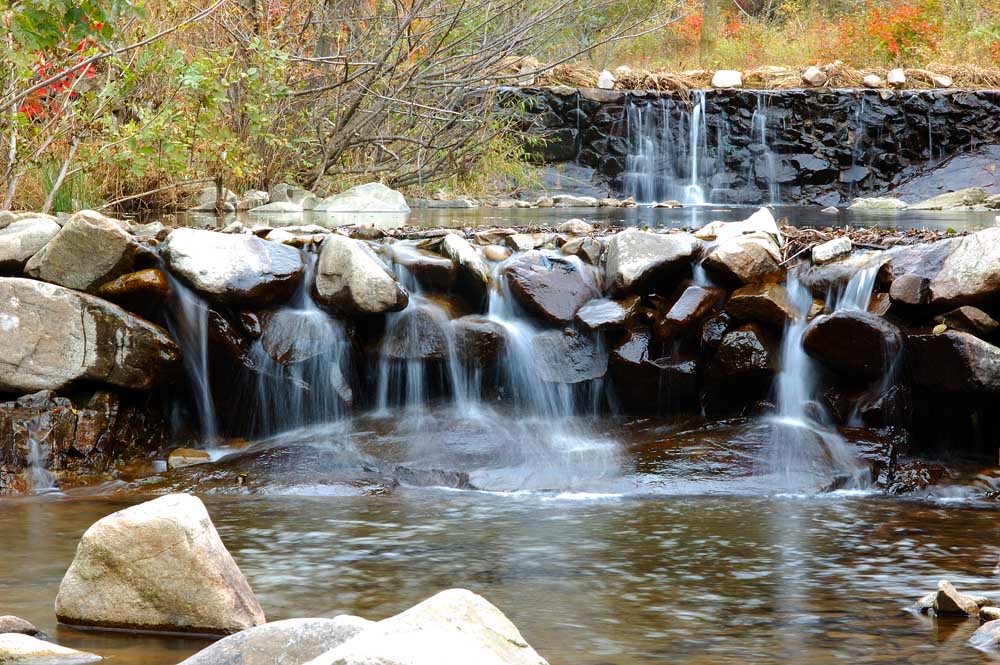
[304,588,549,665]
[0,278,179,393]
[178,616,373,665]
[0,633,101,664]
[55,493,265,635]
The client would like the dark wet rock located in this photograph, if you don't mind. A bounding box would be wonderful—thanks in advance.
[802,311,902,380]
[162,228,304,306]
[25,211,140,292]
[699,311,732,349]
[725,282,796,327]
[575,296,639,331]
[440,234,490,310]
[55,494,266,635]
[96,268,171,309]
[177,616,373,665]
[381,305,451,361]
[909,331,1000,392]
[610,328,700,410]
[656,286,725,338]
[717,324,778,376]
[504,251,599,325]
[0,278,179,393]
[604,229,701,295]
[703,234,783,285]
[237,311,263,339]
[533,328,608,383]
[0,218,61,273]
[314,235,407,315]
[0,390,171,493]
[392,246,456,292]
[929,580,981,616]
[452,316,506,367]
[936,306,999,338]
[799,251,887,298]
[856,383,912,427]
[261,309,334,365]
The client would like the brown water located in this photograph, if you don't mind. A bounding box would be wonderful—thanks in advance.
[2,414,1000,664]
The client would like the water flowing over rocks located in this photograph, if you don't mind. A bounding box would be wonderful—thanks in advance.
[0,633,101,664]
[0,218,61,273]
[162,228,304,305]
[604,229,701,295]
[0,278,179,393]
[55,493,266,635]
[303,589,549,665]
[24,211,140,292]
[177,617,373,665]
[504,251,599,325]
[313,235,408,315]
[534,328,608,383]
[802,311,902,380]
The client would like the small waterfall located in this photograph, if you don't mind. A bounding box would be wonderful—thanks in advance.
[685,91,707,204]
[766,267,876,489]
[375,242,473,413]
[163,276,219,442]
[750,93,779,204]
[21,419,56,493]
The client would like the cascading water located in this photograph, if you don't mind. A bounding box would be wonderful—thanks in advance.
[750,93,780,205]
[766,265,878,490]
[21,419,56,493]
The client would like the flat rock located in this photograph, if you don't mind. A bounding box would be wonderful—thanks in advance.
[391,244,455,292]
[504,252,599,325]
[178,616,373,665]
[55,494,266,635]
[812,237,852,265]
[909,187,989,210]
[0,218,62,273]
[303,589,548,665]
[848,197,907,210]
[657,285,725,337]
[167,447,211,469]
[96,269,171,308]
[162,228,304,306]
[0,633,100,664]
[604,229,701,295]
[575,296,639,331]
[313,235,408,315]
[0,277,179,393]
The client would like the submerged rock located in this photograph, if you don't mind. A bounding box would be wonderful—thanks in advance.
[533,328,608,383]
[23,211,139,292]
[178,616,373,665]
[55,493,266,635]
[0,278,179,393]
[604,229,701,295]
[303,589,549,665]
[0,218,62,273]
[802,311,902,380]
[504,251,599,325]
[0,633,101,664]
[162,228,304,305]
[314,235,408,315]
[909,331,1000,392]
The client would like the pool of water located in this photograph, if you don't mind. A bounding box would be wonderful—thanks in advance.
[163,205,1000,233]
[2,413,999,664]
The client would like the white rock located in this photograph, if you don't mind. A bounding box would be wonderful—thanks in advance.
[315,183,410,213]
[313,234,408,314]
[821,205,839,214]
[0,633,101,664]
[269,184,319,210]
[596,70,615,90]
[848,197,907,210]
[551,194,597,207]
[189,187,239,212]
[604,229,702,295]
[932,74,953,88]
[863,74,884,88]
[556,218,593,235]
[802,66,828,86]
[887,68,906,87]
[698,208,783,245]
[0,218,61,272]
[711,70,742,89]
[161,228,304,305]
[249,201,304,214]
[303,589,549,665]
[812,237,853,265]
[441,233,491,306]
[55,494,266,635]
[613,65,633,76]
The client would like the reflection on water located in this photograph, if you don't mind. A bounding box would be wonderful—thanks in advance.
[1,491,999,664]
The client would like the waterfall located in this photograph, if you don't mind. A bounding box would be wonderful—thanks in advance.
[766,267,876,489]
[21,419,56,493]
[685,91,707,204]
[751,93,779,205]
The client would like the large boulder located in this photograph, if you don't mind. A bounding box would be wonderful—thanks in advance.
[703,233,783,285]
[161,228,304,305]
[315,183,410,213]
[24,211,139,292]
[313,235,408,315]
[440,234,490,309]
[533,328,608,383]
[610,328,699,410]
[885,228,1000,307]
[303,589,549,665]
[801,311,902,380]
[504,252,599,325]
[0,218,61,273]
[0,278,179,393]
[55,493,266,635]
[909,331,1000,392]
[0,633,101,664]
[178,616,373,665]
[604,229,701,295]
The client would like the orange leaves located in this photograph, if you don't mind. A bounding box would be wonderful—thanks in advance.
[836,1,941,62]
